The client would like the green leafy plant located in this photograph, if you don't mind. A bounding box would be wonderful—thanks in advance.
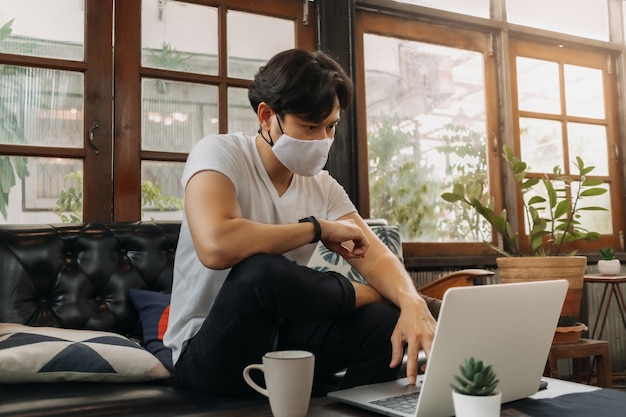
[0,18,30,220]
[368,115,436,239]
[52,170,182,222]
[141,179,183,214]
[451,357,499,396]
[148,42,191,94]
[599,246,615,261]
[435,124,490,242]
[0,18,13,41]
[149,42,190,70]
[52,170,84,223]
[441,145,607,256]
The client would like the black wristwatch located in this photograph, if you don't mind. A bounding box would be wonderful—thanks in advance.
[298,216,322,244]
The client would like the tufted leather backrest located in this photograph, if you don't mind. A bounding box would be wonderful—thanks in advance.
[0,222,180,339]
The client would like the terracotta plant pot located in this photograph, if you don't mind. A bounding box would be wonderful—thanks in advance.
[452,391,502,417]
[496,256,586,332]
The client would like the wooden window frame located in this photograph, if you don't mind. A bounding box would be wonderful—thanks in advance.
[114,0,316,221]
[0,0,316,224]
[0,0,113,223]
[355,11,502,258]
[508,38,624,254]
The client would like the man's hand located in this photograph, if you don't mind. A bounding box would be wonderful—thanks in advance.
[389,297,436,385]
[318,218,369,259]
[329,213,436,385]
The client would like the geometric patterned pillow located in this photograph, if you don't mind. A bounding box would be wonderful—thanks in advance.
[307,223,403,284]
[128,289,173,372]
[0,323,171,383]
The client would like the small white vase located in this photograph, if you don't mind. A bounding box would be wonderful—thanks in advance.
[452,390,502,417]
[598,259,621,276]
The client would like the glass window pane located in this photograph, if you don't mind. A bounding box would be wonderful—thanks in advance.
[364,34,489,243]
[141,161,184,221]
[142,79,218,152]
[516,57,560,114]
[572,182,612,235]
[142,0,218,75]
[519,118,563,172]
[564,65,605,119]
[0,0,84,60]
[567,123,609,176]
[227,11,294,79]
[228,87,257,135]
[523,180,612,236]
[0,156,83,224]
[507,0,609,41]
[391,0,489,18]
[0,66,83,148]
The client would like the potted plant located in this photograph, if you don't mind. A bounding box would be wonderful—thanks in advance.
[598,247,621,276]
[442,145,608,339]
[450,357,501,417]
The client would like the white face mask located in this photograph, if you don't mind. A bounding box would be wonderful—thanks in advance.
[272,134,334,176]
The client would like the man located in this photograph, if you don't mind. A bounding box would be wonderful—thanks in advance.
[164,48,436,395]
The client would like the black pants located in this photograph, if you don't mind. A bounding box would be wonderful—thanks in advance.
[173,253,401,395]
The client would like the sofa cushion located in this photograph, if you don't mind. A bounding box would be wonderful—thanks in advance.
[129,289,173,372]
[0,323,170,383]
[307,223,403,284]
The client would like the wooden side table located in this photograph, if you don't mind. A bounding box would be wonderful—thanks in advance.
[546,338,612,388]
[584,274,626,339]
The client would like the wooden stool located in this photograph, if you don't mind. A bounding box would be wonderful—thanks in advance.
[545,338,612,388]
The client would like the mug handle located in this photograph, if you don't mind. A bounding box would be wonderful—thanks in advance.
[243,364,268,397]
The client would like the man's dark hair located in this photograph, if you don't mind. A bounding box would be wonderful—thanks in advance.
[248,49,354,123]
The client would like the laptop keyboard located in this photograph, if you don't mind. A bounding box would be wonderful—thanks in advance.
[370,391,420,414]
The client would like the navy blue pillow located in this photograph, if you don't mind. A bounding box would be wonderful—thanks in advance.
[129,289,173,372]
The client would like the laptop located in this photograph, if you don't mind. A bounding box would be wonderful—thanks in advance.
[328,279,568,417]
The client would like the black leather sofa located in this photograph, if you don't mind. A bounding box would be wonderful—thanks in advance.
[0,222,268,417]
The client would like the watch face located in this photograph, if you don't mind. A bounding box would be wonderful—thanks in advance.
[298,217,320,243]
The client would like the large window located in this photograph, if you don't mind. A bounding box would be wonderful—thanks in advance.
[0,0,109,224]
[356,12,501,256]
[133,0,301,221]
[356,0,625,257]
[509,40,622,253]
[0,0,315,224]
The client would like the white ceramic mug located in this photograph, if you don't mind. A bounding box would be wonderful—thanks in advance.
[243,350,315,417]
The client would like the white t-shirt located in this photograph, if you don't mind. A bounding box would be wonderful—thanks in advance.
[163,133,356,364]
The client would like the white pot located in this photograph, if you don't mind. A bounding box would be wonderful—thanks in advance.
[452,390,502,417]
[598,259,621,276]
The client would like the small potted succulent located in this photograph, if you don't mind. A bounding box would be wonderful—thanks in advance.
[598,246,621,275]
[450,357,501,417]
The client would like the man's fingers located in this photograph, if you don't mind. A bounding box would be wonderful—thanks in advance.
[389,335,405,369]
[404,341,419,385]
[351,238,368,257]
[329,241,366,259]
[389,334,420,385]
